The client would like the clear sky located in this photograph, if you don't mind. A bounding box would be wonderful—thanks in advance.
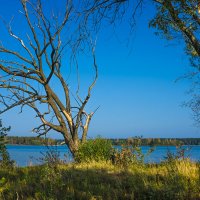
[0,0,200,138]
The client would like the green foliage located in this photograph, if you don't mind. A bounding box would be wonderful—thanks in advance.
[75,137,155,167]
[0,120,14,168]
[75,138,114,162]
[150,0,200,59]
[150,0,200,124]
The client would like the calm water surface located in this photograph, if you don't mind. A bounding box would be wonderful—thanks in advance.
[7,145,200,166]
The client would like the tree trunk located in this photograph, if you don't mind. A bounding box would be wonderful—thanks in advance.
[64,136,79,157]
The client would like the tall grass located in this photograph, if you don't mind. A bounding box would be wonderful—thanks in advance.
[0,159,199,200]
[0,138,199,199]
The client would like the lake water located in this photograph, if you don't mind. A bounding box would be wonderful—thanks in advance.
[6,145,200,167]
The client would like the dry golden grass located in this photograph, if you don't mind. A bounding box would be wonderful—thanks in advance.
[0,159,199,200]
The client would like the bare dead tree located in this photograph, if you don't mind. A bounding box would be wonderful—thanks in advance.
[0,0,98,155]
[0,0,142,155]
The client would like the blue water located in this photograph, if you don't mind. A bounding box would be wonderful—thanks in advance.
[7,145,73,166]
[6,145,200,166]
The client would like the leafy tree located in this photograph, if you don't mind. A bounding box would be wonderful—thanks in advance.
[151,0,200,58]
[0,120,14,168]
[150,0,200,123]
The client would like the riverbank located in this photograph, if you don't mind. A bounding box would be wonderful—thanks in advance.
[0,159,199,199]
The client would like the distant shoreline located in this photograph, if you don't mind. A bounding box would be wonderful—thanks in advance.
[6,144,63,146]
[6,144,200,147]
[5,136,200,146]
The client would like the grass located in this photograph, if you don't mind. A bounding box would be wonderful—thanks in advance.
[0,159,199,200]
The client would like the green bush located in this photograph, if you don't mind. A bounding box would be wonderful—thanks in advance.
[75,138,114,162]
[0,120,14,168]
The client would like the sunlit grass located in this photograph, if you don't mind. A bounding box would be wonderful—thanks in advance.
[0,159,199,200]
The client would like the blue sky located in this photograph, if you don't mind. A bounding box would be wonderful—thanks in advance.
[1,1,200,138]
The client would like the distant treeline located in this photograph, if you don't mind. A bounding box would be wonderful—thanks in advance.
[6,136,58,145]
[110,138,200,146]
[5,136,200,146]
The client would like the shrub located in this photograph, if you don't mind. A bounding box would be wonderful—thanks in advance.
[164,145,191,163]
[111,146,137,167]
[39,145,67,169]
[0,120,14,168]
[75,138,114,162]
[112,137,155,167]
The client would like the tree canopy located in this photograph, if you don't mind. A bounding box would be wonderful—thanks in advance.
[151,0,200,124]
